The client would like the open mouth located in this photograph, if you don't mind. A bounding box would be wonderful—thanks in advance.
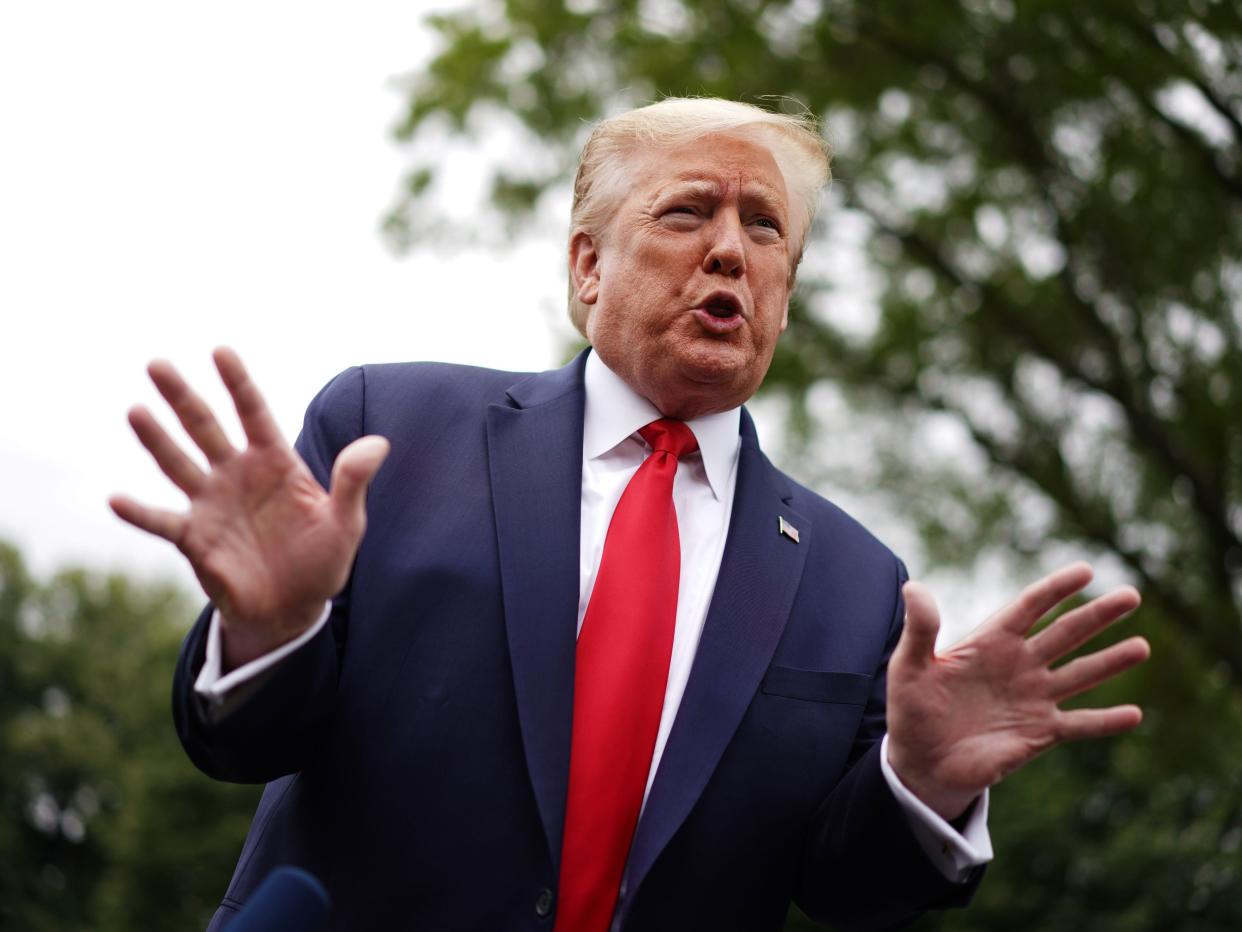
[702,292,742,318]
[695,292,745,333]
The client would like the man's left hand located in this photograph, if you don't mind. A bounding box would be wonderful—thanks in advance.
[886,562,1150,821]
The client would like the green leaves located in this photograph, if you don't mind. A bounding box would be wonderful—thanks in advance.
[0,544,259,931]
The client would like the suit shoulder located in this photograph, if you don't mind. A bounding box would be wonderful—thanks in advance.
[340,360,553,440]
[778,469,903,571]
[307,361,531,422]
[360,360,531,400]
[300,361,528,444]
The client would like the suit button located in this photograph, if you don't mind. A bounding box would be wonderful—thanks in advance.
[535,888,554,918]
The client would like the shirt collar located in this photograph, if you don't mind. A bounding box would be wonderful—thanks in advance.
[583,350,741,502]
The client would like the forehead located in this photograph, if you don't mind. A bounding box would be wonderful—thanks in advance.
[629,133,789,208]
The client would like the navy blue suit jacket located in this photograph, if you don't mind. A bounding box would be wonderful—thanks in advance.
[173,351,979,931]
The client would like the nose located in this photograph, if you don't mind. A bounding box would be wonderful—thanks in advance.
[701,211,746,278]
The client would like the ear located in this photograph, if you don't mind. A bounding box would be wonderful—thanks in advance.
[781,252,800,333]
[569,231,601,306]
[779,271,792,332]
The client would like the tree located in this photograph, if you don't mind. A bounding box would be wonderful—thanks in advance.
[384,1,1242,928]
[0,542,259,931]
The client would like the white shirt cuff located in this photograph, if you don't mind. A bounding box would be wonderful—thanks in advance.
[193,603,333,711]
[879,734,994,882]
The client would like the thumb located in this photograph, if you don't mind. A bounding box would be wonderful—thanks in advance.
[330,435,391,529]
[895,580,941,668]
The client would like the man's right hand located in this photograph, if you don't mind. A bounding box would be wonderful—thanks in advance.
[110,348,389,671]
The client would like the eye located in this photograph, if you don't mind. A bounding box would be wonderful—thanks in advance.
[752,216,783,235]
[659,204,703,228]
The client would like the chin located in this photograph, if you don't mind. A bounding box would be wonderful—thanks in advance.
[655,361,758,418]
[671,343,753,386]
[680,347,765,395]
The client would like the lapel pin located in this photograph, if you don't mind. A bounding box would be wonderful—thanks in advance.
[778,516,800,544]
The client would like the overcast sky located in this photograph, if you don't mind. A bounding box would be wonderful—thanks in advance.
[1,2,573,588]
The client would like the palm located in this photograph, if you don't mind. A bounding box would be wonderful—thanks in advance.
[886,564,1149,820]
[178,445,346,624]
[111,349,388,666]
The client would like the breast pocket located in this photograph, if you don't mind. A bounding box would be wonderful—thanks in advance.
[730,666,875,808]
[760,666,873,705]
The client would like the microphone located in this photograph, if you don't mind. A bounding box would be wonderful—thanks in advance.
[225,866,331,931]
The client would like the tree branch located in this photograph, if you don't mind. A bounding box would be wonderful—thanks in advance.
[1065,17,1242,202]
[1110,11,1242,148]
[917,393,1242,683]
[859,209,1242,566]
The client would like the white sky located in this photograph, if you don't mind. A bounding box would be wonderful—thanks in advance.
[1,2,570,588]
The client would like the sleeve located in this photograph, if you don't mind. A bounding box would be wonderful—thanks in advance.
[880,735,993,881]
[170,366,367,784]
[794,558,986,930]
[193,603,333,720]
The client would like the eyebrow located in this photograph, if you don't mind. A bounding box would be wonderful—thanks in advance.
[656,176,788,213]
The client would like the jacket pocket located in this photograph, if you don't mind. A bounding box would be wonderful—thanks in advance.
[760,666,873,705]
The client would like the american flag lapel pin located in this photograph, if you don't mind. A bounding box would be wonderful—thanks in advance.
[778,516,800,543]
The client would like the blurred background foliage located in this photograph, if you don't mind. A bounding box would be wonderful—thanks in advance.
[4,0,1240,929]
[0,543,258,930]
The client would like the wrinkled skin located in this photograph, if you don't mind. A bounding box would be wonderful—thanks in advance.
[572,133,795,420]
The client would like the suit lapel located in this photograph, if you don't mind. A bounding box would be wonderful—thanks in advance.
[486,352,588,867]
[624,410,811,901]
[488,367,810,888]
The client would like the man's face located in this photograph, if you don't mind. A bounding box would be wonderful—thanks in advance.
[573,133,795,419]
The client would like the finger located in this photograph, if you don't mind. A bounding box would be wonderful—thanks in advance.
[1056,704,1143,742]
[329,436,391,531]
[109,494,188,544]
[128,405,206,496]
[1048,635,1150,701]
[148,359,236,465]
[213,347,286,449]
[990,561,1094,636]
[895,581,941,667]
[1030,585,1142,663]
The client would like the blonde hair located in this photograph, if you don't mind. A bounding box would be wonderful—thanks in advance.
[568,97,831,335]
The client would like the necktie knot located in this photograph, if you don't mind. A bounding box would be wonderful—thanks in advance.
[639,418,698,460]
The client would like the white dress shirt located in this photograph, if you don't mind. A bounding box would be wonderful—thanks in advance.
[196,352,992,881]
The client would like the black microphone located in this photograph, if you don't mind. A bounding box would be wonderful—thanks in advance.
[225,866,330,931]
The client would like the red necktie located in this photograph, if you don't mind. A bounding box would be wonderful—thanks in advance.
[554,419,699,932]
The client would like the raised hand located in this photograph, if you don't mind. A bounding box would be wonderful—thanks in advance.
[886,563,1150,821]
[110,348,389,670]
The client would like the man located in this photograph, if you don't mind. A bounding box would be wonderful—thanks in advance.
[112,98,1149,930]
